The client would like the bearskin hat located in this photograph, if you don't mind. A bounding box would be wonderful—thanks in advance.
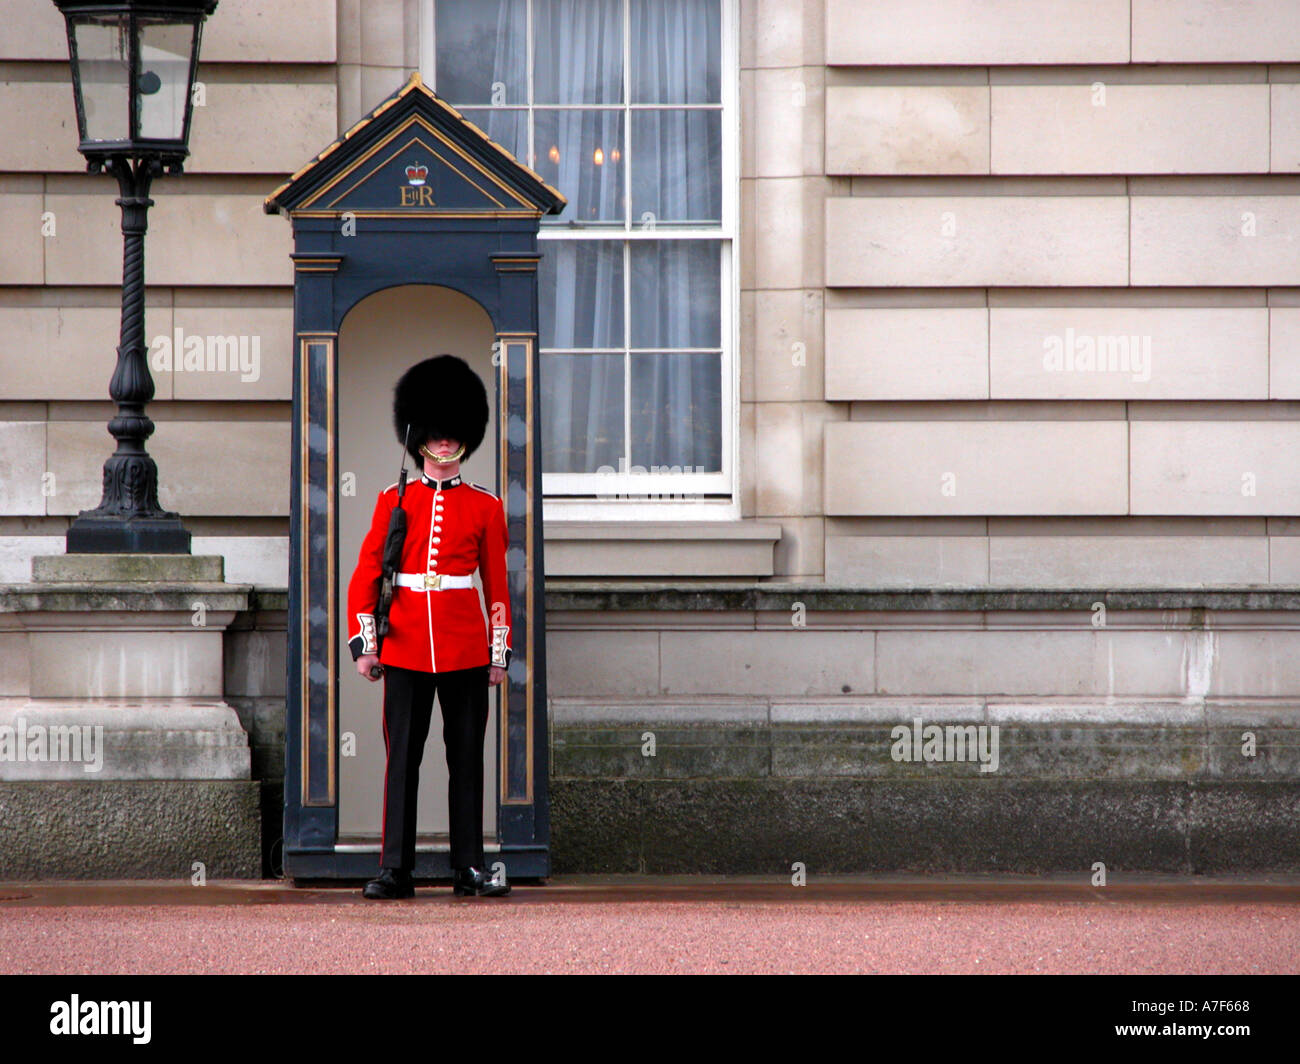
[393,354,489,462]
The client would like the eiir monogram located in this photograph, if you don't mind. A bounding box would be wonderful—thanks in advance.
[399,185,436,206]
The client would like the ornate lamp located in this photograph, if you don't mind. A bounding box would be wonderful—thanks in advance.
[52,0,218,553]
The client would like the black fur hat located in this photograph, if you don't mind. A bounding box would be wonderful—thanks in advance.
[393,354,489,462]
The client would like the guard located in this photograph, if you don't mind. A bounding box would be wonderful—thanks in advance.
[347,354,512,900]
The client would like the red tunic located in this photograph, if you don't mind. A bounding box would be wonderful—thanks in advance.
[346,473,511,673]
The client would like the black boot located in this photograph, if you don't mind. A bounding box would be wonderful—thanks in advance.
[452,866,511,897]
[363,867,415,900]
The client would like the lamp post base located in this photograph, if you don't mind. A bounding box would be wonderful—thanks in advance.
[66,513,191,554]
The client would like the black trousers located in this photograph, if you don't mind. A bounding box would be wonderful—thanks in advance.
[379,663,489,871]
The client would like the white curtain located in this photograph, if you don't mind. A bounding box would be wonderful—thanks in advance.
[434,0,527,105]
[541,242,625,473]
[628,241,721,471]
[443,0,723,475]
[622,0,722,473]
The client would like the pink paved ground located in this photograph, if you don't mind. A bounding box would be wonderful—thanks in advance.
[1,878,1298,975]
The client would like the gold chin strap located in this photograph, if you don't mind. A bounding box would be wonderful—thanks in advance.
[419,442,465,465]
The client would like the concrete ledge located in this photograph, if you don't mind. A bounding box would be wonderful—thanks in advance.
[0,780,261,879]
[544,523,781,578]
[0,584,252,614]
[247,589,288,612]
[545,584,1300,612]
[249,585,1300,614]
[551,780,1300,874]
[0,700,252,780]
[546,523,780,542]
[33,554,224,583]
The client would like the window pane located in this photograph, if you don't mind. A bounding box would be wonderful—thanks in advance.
[455,107,529,168]
[630,353,722,471]
[534,0,623,105]
[539,241,624,349]
[630,241,721,349]
[435,0,526,105]
[73,18,131,142]
[629,0,721,104]
[630,109,721,225]
[137,21,195,141]
[541,354,625,474]
[534,109,624,223]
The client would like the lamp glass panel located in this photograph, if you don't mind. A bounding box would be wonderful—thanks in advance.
[72,16,131,143]
[137,19,197,142]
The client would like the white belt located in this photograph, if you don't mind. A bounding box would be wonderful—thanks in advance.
[393,572,473,591]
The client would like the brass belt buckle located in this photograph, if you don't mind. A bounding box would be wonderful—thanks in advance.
[423,572,441,591]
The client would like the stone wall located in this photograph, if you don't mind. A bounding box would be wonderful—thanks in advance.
[743,0,1300,584]
[5,0,1300,877]
[0,563,263,878]
[7,0,1300,584]
[16,581,1283,877]
[547,587,1300,873]
[224,593,288,877]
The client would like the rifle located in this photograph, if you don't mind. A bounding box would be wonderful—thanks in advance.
[369,427,411,679]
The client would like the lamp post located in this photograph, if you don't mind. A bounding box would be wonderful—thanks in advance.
[52,0,217,553]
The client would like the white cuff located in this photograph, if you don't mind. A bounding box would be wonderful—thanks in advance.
[353,613,377,656]
[491,626,510,668]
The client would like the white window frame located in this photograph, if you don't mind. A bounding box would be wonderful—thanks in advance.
[421,0,739,521]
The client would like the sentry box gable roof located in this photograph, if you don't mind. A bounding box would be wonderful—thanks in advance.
[265,72,565,219]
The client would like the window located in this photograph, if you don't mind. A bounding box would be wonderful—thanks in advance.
[429,0,734,507]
